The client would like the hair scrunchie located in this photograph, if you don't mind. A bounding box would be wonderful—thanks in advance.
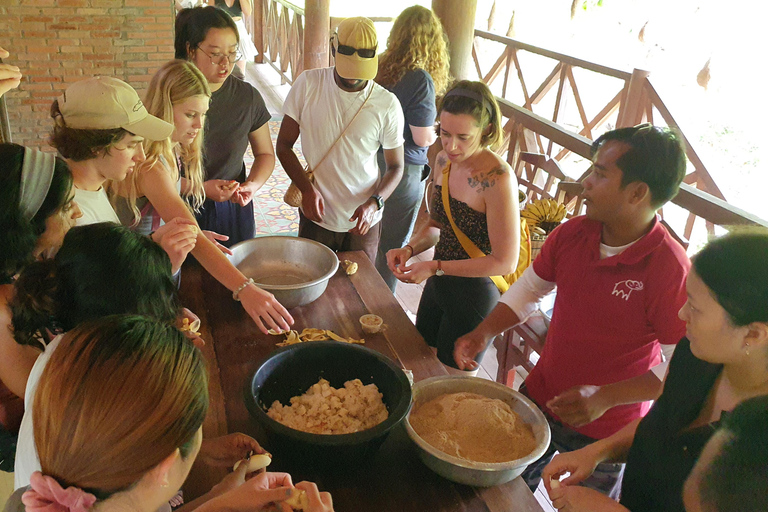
[22,472,97,512]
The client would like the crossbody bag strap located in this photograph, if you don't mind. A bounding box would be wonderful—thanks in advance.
[312,85,374,173]
[441,162,509,292]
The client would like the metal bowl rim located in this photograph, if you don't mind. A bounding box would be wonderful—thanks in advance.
[246,341,413,445]
[404,375,551,471]
[229,236,340,290]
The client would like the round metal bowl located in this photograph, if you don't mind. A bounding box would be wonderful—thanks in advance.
[228,236,339,308]
[404,376,551,487]
[245,341,413,469]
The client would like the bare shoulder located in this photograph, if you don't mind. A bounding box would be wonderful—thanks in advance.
[433,150,449,185]
[467,150,513,193]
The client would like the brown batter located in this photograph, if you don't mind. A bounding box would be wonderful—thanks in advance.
[409,392,537,463]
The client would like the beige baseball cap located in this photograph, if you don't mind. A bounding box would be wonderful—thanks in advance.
[58,76,173,141]
[334,17,378,81]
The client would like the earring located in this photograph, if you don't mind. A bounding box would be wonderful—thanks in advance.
[745,342,751,356]
[161,477,169,488]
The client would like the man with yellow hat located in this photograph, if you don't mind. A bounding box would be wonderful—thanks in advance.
[276,16,405,263]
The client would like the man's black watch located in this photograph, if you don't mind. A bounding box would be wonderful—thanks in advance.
[371,195,384,210]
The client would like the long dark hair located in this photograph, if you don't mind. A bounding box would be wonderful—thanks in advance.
[692,227,768,327]
[11,223,180,346]
[175,6,239,60]
[0,143,73,283]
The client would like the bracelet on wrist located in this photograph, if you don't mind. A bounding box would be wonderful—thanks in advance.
[233,278,255,301]
[404,244,414,257]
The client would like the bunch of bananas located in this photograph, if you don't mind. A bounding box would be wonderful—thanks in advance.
[521,198,567,234]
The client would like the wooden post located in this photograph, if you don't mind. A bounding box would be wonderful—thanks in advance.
[432,0,478,80]
[616,68,650,128]
[252,0,264,63]
[303,0,330,73]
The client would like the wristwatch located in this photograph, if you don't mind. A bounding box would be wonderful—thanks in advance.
[435,260,445,276]
[371,194,384,210]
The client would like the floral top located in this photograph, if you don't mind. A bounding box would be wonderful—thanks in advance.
[431,184,492,261]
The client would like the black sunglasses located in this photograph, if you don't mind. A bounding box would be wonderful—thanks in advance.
[332,36,376,59]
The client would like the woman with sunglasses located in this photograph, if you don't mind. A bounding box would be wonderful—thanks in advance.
[386,80,521,374]
[374,5,451,292]
[175,6,275,247]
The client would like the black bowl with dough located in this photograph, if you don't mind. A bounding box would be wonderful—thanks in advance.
[245,341,412,469]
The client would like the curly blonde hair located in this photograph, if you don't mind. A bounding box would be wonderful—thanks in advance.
[376,6,451,96]
[117,60,210,225]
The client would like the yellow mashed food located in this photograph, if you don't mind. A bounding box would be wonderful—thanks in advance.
[267,378,388,435]
[409,392,536,463]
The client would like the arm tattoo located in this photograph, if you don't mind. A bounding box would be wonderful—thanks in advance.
[467,166,506,193]
[436,153,448,171]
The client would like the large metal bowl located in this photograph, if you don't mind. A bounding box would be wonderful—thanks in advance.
[404,376,551,487]
[228,236,339,308]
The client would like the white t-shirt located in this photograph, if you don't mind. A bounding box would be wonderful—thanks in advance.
[74,187,120,226]
[282,67,404,232]
[15,335,62,489]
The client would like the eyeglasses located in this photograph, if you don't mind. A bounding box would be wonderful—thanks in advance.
[195,46,242,65]
[332,36,376,59]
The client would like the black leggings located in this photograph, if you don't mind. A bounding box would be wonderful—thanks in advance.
[416,275,500,369]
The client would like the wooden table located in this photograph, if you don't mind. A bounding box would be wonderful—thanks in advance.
[180,251,544,512]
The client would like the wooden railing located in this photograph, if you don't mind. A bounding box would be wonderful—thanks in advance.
[472,29,751,243]
[259,0,305,84]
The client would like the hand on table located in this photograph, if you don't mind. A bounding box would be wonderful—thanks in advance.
[541,446,602,492]
[238,283,294,335]
[230,181,259,207]
[547,484,626,512]
[392,260,434,285]
[386,247,412,275]
[202,229,232,255]
[198,433,266,468]
[205,179,240,202]
[0,46,22,97]
[151,217,198,273]
[348,199,377,236]
[300,184,325,223]
[453,330,492,370]
[546,385,610,428]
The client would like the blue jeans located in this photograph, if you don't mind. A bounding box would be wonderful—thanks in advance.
[375,153,431,292]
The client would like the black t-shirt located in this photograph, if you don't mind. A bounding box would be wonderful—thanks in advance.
[383,68,436,165]
[214,0,242,18]
[620,337,723,512]
[203,75,271,181]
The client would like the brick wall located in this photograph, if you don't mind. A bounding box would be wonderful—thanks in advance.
[0,0,175,150]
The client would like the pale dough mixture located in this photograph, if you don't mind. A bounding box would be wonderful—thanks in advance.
[409,392,537,463]
[267,378,388,435]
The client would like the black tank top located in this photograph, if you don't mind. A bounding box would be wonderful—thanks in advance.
[215,0,242,18]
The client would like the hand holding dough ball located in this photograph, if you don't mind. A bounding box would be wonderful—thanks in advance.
[232,453,272,473]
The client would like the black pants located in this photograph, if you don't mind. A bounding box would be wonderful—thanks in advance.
[416,274,500,369]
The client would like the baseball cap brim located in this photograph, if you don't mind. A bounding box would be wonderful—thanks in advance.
[335,53,378,81]
[123,114,174,141]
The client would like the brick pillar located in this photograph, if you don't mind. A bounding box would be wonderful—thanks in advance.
[0,0,176,150]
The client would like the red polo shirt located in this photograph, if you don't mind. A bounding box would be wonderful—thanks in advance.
[526,216,690,439]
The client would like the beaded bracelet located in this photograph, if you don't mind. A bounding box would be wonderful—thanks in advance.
[233,278,255,301]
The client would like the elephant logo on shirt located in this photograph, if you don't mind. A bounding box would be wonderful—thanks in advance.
[612,280,644,301]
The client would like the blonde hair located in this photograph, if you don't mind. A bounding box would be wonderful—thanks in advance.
[120,60,210,225]
[376,6,451,96]
[438,80,504,151]
[34,315,208,499]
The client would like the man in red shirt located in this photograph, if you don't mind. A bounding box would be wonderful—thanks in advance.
[454,124,690,497]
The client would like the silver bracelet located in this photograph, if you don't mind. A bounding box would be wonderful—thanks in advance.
[233,278,255,301]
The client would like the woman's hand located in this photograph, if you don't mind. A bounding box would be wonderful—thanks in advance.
[198,433,265,468]
[0,46,22,98]
[548,484,627,512]
[394,260,436,285]
[230,181,259,207]
[238,283,294,334]
[202,230,233,255]
[204,179,240,202]
[151,217,198,273]
[542,445,603,492]
[177,307,204,347]
[386,247,412,275]
[290,481,334,512]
